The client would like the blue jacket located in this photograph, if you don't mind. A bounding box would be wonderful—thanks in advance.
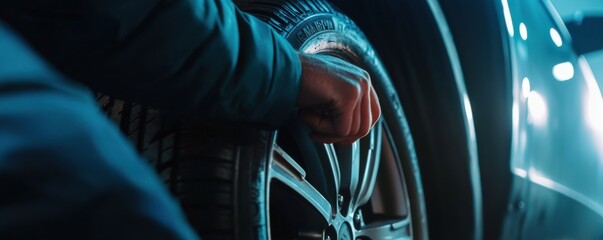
[0,0,302,238]
[0,0,302,126]
[0,21,198,239]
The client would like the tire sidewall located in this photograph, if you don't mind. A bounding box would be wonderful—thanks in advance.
[244,8,429,239]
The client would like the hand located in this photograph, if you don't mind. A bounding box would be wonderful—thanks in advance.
[296,53,381,144]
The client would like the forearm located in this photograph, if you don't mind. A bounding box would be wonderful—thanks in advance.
[0,0,301,126]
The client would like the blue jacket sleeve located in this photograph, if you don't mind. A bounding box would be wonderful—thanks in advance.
[0,0,301,127]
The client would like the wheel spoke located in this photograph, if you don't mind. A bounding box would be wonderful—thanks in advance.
[283,121,340,208]
[356,218,411,240]
[353,123,383,208]
[324,143,341,194]
[271,145,333,223]
[336,141,360,209]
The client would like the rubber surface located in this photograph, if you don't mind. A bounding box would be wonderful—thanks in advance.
[100,0,427,239]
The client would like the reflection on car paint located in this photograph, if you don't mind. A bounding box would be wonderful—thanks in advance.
[519,22,528,40]
[580,57,603,151]
[552,61,574,81]
[527,167,603,219]
[521,77,531,99]
[549,28,563,47]
[503,0,603,238]
[502,0,515,37]
[526,91,547,126]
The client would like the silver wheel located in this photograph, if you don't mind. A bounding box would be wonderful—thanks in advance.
[269,119,415,240]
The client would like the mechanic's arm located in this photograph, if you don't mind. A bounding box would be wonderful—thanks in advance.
[0,0,379,143]
[1,0,298,126]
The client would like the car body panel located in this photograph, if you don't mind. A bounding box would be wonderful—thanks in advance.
[501,0,603,238]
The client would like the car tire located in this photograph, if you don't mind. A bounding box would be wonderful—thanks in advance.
[328,0,484,239]
[99,0,428,239]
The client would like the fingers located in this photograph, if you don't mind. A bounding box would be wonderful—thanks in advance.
[300,106,358,143]
[360,81,373,136]
[309,133,351,144]
[298,100,357,138]
[310,89,366,144]
[350,93,362,139]
[296,53,382,145]
[346,80,372,141]
[307,81,380,145]
[369,84,381,127]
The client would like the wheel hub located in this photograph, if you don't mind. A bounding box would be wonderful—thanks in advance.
[338,222,353,240]
[270,122,414,240]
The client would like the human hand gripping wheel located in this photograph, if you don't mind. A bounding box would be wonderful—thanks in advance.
[296,53,381,145]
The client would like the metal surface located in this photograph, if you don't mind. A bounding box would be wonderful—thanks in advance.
[272,145,332,222]
[268,122,412,240]
[500,0,603,238]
